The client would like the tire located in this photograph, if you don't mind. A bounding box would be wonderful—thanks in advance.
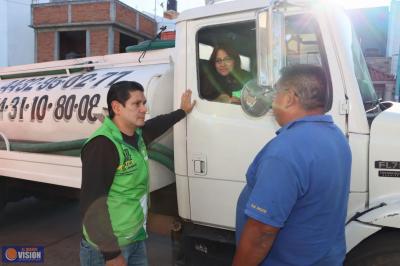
[345,230,400,266]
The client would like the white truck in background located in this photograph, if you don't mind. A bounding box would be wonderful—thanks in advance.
[0,0,399,265]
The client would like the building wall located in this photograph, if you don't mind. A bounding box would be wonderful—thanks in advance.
[90,28,109,56]
[139,15,156,36]
[114,31,120,53]
[366,57,395,100]
[387,0,400,74]
[0,0,34,67]
[37,31,55,62]
[366,57,392,74]
[0,0,8,67]
[33,5,68,25]
[71,2,110,23]
[32,0,156,62]
[116,2,137,29]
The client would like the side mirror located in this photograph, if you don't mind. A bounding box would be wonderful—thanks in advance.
[240,79,274,117]
[256,5,285,88]
[241,4,285,117]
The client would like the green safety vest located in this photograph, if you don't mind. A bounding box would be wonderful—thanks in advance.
[82,117,149,247]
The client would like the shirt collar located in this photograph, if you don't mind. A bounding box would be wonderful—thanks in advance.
[276,115,333,135]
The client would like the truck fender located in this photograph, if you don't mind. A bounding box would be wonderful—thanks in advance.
[345,198,400,252]
[346,199,400,252]
[345,221,380,252]
[357,200,400,228]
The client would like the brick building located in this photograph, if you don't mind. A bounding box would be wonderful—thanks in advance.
[31,0,157,62]
[366,58,395,101]
[348,5,398,101]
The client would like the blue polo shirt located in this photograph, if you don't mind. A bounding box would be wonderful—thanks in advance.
[236,115,351,266]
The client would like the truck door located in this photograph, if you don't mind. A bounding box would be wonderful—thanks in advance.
[185,12,345,229]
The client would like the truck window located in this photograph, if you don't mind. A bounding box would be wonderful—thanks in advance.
[197,16,331,109]
[286,15,324,66]
[197,14,332,110]
[350,27,381,120]
[197,21,256,104]
[285,14,332,111]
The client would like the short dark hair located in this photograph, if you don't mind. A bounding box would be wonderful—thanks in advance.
[277,64,328,111]
[107,81,144,118]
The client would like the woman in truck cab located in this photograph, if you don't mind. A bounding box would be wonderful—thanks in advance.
[201,44,252,104]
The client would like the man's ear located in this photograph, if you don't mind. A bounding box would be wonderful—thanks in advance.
[284,89,298,109]
[111,100,121,115]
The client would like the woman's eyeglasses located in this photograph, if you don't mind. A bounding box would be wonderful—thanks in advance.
[215,57,233,64]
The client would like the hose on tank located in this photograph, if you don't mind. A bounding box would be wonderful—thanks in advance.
[0,139,174,172]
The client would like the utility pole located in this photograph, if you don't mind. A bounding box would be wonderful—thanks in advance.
[154,0,157,20]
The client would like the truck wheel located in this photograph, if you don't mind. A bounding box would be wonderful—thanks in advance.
[345,230,400,266]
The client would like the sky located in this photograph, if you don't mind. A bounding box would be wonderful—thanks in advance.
[121,0,392,18]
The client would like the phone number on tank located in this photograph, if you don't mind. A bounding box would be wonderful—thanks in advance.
[0,94,101,123]
[0,71,133,93]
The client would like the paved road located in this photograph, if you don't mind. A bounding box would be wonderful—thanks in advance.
[0,197,173,266]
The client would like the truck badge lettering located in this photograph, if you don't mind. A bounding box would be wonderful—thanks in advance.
[378,171,400,178]
[375,161,400,170]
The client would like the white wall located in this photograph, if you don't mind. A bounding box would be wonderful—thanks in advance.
[0,0,34,67]
[7,0,34,66]
[387,0,400,74]
[0,0,8,67]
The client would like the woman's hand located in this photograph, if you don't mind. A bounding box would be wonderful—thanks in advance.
[229,96,241,104]
[216,94,241,104]
[216,94,231,103]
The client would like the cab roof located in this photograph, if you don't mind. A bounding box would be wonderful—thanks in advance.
[176,0,312,22]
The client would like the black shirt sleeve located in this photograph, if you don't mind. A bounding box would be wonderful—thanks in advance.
[142,109,186,145]
[80,136,121,261]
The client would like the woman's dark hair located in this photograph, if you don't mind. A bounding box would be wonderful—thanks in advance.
[107,81,144,118]
[209,43,242,73]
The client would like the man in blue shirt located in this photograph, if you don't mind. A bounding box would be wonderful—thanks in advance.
[233,64,352,266]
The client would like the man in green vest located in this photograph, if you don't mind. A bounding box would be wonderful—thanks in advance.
[80,81,195,266]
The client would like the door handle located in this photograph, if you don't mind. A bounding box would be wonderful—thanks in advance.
[191,154,207,176]
[194,160,206,174]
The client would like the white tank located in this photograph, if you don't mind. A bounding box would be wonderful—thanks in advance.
[0,63,173,142]
[0,51,176,190]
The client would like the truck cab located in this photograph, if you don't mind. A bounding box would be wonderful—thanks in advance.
[173,0,400,264]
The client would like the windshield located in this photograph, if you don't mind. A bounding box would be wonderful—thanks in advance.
[351,27,381,116]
